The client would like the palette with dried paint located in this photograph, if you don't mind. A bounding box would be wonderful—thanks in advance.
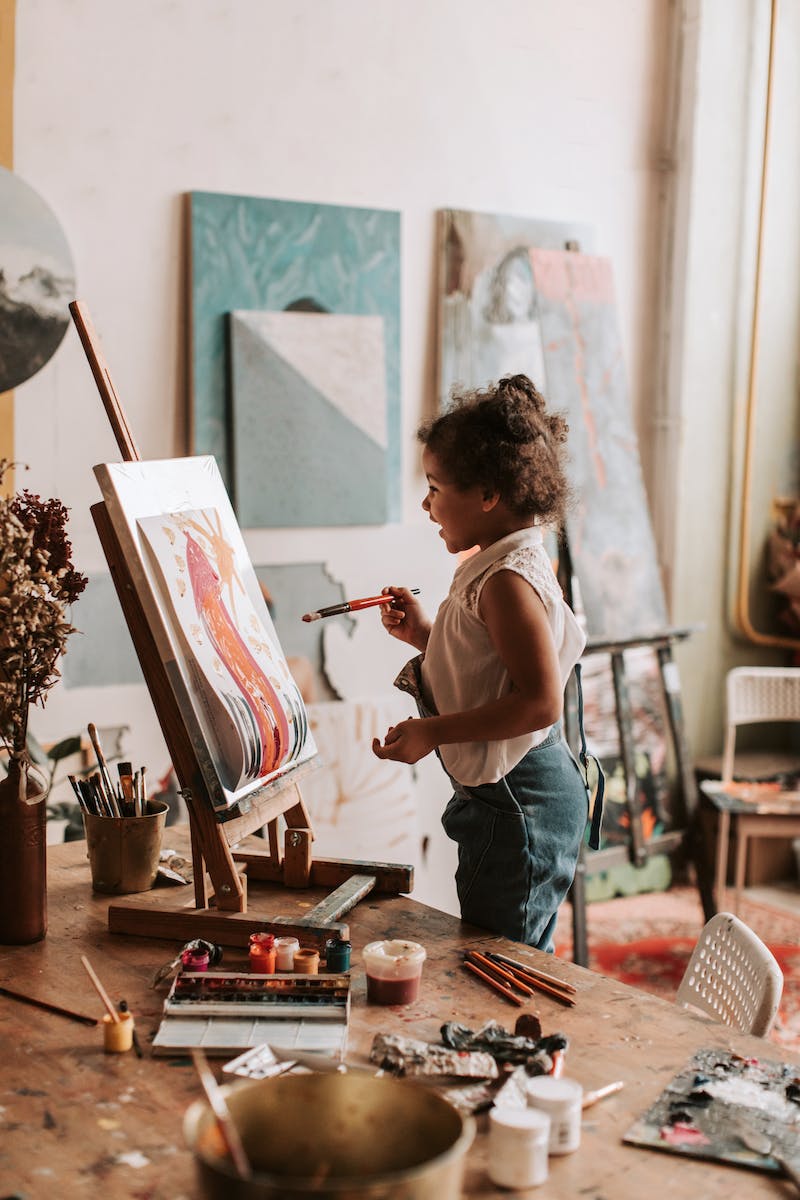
[624,1047,800,1176]
[151,971,350,1058]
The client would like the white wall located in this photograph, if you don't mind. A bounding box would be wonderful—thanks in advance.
[670,0,800,755]
[12,0,673,909]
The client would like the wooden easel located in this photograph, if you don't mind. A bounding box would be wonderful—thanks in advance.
[70,301,412,949]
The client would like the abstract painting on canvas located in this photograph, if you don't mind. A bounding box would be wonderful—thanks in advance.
[94,456,317,812]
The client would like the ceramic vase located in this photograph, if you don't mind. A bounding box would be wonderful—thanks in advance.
[0,755,48,943]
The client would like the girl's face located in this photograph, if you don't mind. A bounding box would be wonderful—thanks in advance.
[421,448,492,553]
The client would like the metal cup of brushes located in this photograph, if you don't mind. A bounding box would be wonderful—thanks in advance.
[0,462,87,944]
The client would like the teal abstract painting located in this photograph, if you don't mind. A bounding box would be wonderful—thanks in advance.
[189,192,401,526]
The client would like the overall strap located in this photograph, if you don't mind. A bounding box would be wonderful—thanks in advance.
[575,662,605,850]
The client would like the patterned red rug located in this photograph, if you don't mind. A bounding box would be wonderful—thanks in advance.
[554,887,800,1053]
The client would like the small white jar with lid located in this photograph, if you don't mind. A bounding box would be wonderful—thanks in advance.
[525,1076,583,1155]
[488,1106,550,1188]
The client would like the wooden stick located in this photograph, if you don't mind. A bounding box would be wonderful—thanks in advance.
[462,960,524,1006]
[487,951,577,994]
[582,1080,624,1108]
[0,984,98,1027]
[466,950,535,997]
[192,1049,252,1180]
[69,300,141,462]
[80,955,120,1022]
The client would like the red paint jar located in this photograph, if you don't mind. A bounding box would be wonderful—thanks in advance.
[363,939,426,1005]
[249,932,276,974]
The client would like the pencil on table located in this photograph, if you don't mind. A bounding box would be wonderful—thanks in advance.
[485,956,576,1007]
[487,950,577,994]
[465,950,535,997]
[463,959,524,1006]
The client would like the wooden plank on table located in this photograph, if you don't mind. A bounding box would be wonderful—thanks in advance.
[234,853,415,893]
[107,900,348,949]
[292,874,377,927]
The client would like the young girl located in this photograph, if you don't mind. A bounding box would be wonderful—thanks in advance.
[372,374,602,952]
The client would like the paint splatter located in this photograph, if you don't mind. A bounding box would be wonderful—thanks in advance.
[660,1121,711,1147]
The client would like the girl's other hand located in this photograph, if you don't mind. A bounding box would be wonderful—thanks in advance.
[372,718,435,765]
[379,586,430,651]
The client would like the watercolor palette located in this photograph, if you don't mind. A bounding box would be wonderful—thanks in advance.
[624,1047,800,1174]
[151,971,351,1057]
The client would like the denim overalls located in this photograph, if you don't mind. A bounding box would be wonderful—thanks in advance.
[395,656,603,953]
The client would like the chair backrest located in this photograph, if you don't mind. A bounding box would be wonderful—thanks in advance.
[676,911,783,1037]
[721,667,800,783]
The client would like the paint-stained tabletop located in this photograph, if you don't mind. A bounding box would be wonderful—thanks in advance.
[0,832,797,1198]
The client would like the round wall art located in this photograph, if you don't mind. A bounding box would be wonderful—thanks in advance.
[0,167,76,391]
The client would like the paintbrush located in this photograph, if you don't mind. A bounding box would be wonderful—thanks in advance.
[0,983,98,1027]
[302,589,420,622]
[80,954,120,1022]
[192,1049,252,1180]
[88,724,121,816]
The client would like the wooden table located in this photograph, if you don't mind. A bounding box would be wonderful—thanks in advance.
[700,778,800,914]
[1,833,797,1199]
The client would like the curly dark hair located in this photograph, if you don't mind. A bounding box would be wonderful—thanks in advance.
[417,374,571,523]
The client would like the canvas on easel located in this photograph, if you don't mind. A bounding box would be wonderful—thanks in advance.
[93,455,316,812]
[70,301,412,949]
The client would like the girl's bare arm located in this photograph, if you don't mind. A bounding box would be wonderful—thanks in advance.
[373,571,563,764]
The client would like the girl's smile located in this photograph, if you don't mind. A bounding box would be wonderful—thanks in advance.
[421,448,533,552]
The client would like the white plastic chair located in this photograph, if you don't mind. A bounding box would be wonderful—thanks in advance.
[676,911,783,1036]
[722,666,800,783]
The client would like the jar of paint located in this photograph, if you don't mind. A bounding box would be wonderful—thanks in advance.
[363,939,426,1005]
[102,1010,134,1054]
[525,1076,583,1155]
[293,947,320,974]
[274,935,300,971]
[249,933,276,974]
[181,945,210,972]
[488,1106,550,1188]
[325,937,351,973]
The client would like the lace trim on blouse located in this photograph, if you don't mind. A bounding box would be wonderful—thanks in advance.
[462,545,563,616]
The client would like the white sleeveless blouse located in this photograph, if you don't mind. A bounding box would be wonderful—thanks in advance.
[420,527,586,786]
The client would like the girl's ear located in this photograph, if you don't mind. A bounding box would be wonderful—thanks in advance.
[481,491,500,512]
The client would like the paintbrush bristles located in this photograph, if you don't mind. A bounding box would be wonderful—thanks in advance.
[301,611,322,622]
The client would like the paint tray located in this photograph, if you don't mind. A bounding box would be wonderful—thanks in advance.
[151,971,350,1058]
[623,1047,800,1174]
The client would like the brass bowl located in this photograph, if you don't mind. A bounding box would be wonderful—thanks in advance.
[184,1071,475,1199]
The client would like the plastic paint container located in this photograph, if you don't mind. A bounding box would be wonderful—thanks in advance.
[488,1106,550,1188]
[525,1076,583,1155]
[293,947,319,974]
[181,946,210,972]
[274,936,299,971]
[363,939,426,1005]
[249,934,276,974]
[325,937,351,973]
[103,1010,134,1054]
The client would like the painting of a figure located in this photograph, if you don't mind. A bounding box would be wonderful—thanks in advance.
[94,457,317,811]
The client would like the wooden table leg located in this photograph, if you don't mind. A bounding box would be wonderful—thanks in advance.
[733,816,747,916]
[714,808,730,915]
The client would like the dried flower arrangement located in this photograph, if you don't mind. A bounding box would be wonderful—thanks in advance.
[0,460,88,771]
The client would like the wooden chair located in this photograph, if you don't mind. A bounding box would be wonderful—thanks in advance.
[676,911,783,1037]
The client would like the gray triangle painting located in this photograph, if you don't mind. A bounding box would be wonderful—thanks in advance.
[189,191,401,527]
[230,309,388,527]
